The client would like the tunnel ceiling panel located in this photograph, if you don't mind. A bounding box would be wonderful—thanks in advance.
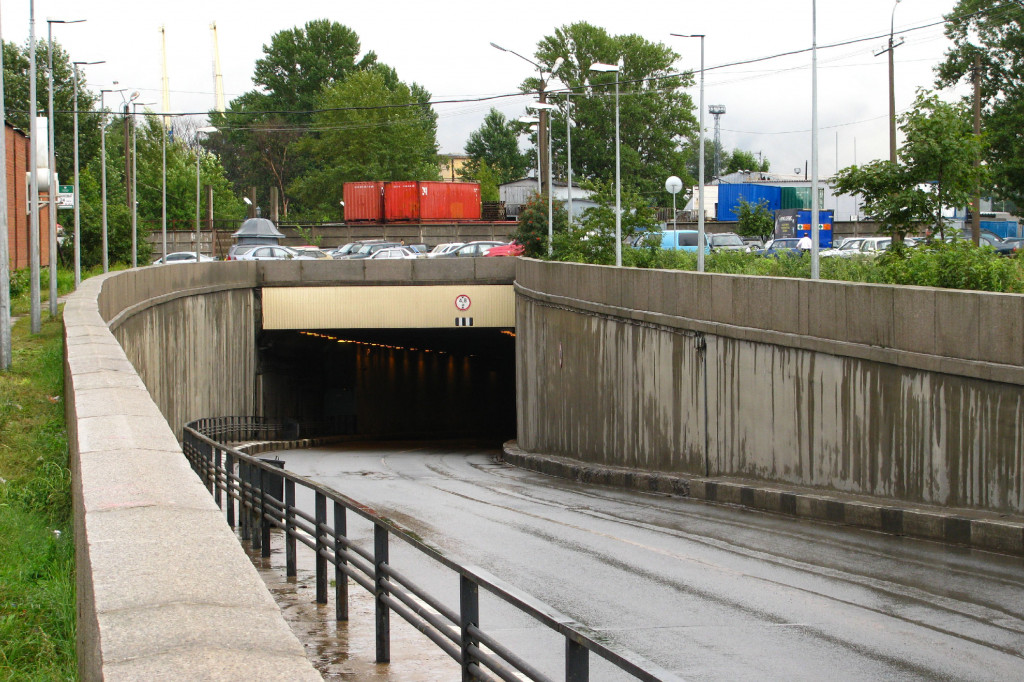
[262,285,514,330]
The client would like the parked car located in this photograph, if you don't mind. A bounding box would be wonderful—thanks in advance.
[233,245,315,261]
[432,241,505,258]
[427,242,465,258]
[819,237,867,258]
[485,242,525,257]
[858,237,892,256]
[152,251,216,265]
[226,244,259,261]
[405,243,429,254]
[706,232,747,252]
[660,229,708,253]
[1002,237,1024,253]
[340,241,403,259]
[760,238,803,257]
[290,246,332,259]
[367,246,418,259]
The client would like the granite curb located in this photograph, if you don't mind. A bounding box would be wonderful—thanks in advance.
[501,441,1024,557]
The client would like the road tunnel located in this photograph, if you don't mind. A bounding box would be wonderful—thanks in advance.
[256,327,517,445]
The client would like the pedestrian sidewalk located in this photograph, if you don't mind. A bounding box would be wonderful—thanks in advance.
[9,294,70,327]
[501,441,1024,557]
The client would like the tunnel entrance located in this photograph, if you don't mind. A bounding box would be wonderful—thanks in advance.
[257,327,517,445]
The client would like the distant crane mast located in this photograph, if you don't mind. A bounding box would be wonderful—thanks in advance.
[160,25,170,129]
[211,22,226,113]
[709,104,726,180]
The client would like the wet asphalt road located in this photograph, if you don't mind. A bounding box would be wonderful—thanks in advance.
[274,441,1024,681]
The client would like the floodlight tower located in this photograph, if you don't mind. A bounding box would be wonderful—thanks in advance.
[709,104,726,180]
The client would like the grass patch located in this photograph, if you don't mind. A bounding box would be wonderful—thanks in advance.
[0,313,77,680]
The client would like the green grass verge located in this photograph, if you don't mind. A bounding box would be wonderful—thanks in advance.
[0,312,76,680]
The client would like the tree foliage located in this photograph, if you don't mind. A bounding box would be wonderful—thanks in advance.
[935,0,1024,203]
[208,20,378,216]
[460,108,529,185]
[724,149,770,175]
[526,23,697,204]
[735,198,775,241]
[512,194,568,258]
[3,40,102,182]
[833,91,986,240]
[287,66,439,220]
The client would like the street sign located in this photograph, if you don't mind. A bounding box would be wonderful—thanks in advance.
[455,294,471,311]
[57,185,74,209]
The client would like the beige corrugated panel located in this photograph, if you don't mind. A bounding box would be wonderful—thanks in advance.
[262,285,515,329]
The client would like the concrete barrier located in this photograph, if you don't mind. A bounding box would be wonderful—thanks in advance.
[515,259,1024,515]
[65,259,516,679]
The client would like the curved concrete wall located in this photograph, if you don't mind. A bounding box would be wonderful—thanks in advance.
[515,259,1024,514]
[65,258,517,679]
[65,266,318,680]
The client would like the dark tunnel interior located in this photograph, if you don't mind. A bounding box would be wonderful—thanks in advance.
[257,327,517,446]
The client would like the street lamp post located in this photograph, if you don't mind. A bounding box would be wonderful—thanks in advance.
[490,43,562,198]
[671,33,706,271]
[131,102,154,268]
[29,1,40,333]
[666,176,683,250]
[99,86,125,272]
[0,11,9,368]
[589,61,622,267]
[517,116,541,194]
[46,18,84,313]
[71,60,102,286]
[565,92,574,228]
[195,126,217,263]
[531,101,558,255]
[811,0,821,280]
[888,0,902,165]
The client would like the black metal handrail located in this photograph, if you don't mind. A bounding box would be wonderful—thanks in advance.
[183,416,680,682]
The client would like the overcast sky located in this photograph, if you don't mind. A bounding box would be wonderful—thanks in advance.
[3,0,962,178]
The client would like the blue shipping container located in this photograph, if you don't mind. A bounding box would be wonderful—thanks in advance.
[716,184,781,222]
[795,209,834,249]
[980,220,1020,239]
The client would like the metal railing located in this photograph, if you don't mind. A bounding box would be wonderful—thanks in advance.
[183,416,679,682]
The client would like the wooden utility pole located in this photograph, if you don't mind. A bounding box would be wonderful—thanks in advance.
[206,185,215,257]
[972,53,982,247]
[270,186,279,223]
[247,186,257,219]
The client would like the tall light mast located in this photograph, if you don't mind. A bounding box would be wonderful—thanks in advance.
[211,22,226,113]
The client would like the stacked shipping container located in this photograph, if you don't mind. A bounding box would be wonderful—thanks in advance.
[343,181,482,223]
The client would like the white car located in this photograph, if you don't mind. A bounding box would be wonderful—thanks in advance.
[426,242,464,258]
[367,246,418,260]
[819,237,867,258]
[152,251,217,265]
[233,245,318,261]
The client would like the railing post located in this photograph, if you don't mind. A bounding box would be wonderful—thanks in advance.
[239,460,250,541]
[213,447,222,510]
[260,467,271,558]
[460,575,479,681]
[566,639,589,682]
[226,452,235,528]
[315,492,327,604]
[285,479,296,577]
[334,501,348,621]
[374,523,390,663]
[250,463,261,551]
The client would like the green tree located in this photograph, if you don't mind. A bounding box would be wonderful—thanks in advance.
[287,66,439,219]
[474,160,501,202]
[72,115,243,267]
[935,0,1024,204]
[735,197,775,241]
[3,40,103,183]
[208,20,377,215]
[833,91,986,241]
[460,108,529,185]
[512,194,568,258]
[725,149,770,174]
[572,178,658,264]
[899,91,987,235]
[527,23,697,203]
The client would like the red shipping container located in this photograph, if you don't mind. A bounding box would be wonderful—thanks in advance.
[384,181,420,222]
[343,181,384,222]
[419,182,481,221]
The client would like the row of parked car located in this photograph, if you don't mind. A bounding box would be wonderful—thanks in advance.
[153,240,525,264]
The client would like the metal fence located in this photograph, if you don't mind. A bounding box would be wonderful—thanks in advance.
[182,416,679,681]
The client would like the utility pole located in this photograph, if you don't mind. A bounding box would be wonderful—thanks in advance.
[875,0,904,164]
[0,9,11,369]
[972,53,981,247]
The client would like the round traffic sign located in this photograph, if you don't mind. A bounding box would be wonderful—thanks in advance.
[455,295,471,311]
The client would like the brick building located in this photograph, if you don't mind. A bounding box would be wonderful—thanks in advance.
[6,122,51,271]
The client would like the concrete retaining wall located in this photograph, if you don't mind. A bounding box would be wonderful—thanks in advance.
[515,259,1024,514]
[65,268,319,680]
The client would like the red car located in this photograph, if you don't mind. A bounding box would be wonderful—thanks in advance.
[485,242,525,257]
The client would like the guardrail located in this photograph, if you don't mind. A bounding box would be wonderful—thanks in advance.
[183,416,680,681]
